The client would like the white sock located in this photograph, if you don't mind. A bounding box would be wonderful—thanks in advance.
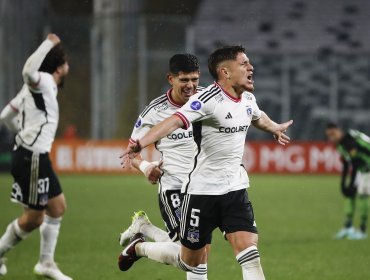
[140,224,171,242]
[135,241,195,272]
[39,215,61,263]
[236,246,265,280]
[187,263,208,279]
[0,219,29,257]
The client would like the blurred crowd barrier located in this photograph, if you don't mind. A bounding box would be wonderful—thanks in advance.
[46,140,342,174]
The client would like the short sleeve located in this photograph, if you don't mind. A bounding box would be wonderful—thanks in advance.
[130,107,156,143]
[175,94,215,129]
[251,94,262,121]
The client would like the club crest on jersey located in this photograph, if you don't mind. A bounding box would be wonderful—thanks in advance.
[190,101,202,111]
[135,119,142,128]
[246,106,252,116]
[187,228,200,243]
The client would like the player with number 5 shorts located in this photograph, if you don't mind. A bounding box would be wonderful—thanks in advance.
[119,46,293,280]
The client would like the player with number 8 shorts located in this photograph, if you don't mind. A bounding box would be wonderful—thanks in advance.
[118,53,209,279]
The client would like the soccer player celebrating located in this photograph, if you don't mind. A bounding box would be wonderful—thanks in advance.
[119,46,293,280]
[326,123,370,240]
[0,34,72,280]
[119,54,209,279]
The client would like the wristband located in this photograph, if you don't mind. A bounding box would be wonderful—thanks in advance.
[139,160,151,174]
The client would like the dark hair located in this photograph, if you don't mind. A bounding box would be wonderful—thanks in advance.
[208,45,246,80]
[39,44,67,74]
[169,54,199,75]
[326,122,339,129]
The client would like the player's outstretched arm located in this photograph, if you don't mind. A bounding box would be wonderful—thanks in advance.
[121,115,183,161]
[252,111,293,145]
[22,33,60,87]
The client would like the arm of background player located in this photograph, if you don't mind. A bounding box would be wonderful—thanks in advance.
[22,34,60,87]
[0,103,19,132]
[131,156,163,184]
[252,111,293,145]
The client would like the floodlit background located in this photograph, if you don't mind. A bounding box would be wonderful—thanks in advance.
[0,0,369,279]
[1,0,369,141]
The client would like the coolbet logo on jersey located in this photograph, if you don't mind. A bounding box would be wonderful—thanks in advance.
[167,131,193,140]
[219,125,249,133]
[190,101,202,110]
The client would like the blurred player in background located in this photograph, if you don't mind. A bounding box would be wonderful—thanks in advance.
[119,53,209,279]
[326,123,370,240]
[119,46,293,280]
[0,34,72,280]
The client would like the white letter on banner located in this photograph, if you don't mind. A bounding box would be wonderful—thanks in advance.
[284,146,305,172]
[56,146,73,170]
[260,146,284,171]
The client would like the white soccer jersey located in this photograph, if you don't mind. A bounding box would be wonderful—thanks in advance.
[175,82,262,195]
[0,85,27,132]
[15,73,59,153]
[131,88,203,192]
[9,85,27,113]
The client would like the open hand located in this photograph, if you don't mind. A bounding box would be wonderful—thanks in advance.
[273,120,293,145]
[120,139,142,167]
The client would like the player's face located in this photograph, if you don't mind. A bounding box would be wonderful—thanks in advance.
[227,52,254,92]
[168,71,200,104]
[326,128,342,144]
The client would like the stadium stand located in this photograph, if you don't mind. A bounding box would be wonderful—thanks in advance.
[192,0,370,140]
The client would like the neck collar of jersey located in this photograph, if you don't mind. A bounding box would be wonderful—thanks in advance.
[214,82,241,103]
[166,88,182,108]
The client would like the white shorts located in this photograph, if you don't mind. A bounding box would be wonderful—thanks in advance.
[356,172,370,195]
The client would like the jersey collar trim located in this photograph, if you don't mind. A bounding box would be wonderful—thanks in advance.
[214,82,241,103]
[166,89,182,108]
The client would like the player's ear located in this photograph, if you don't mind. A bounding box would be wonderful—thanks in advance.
[219,67,230,80]
[167,73,174,86]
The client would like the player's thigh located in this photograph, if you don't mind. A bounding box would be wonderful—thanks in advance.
[179,193,216,252]
[158,190,182,241]
[42,155,65,217]
[220,189,258,253]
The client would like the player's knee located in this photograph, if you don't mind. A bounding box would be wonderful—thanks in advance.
[178,257,197,272]
[227,233,258,253]
[48,206,66,218]
[180,254,204,268]
[47,199,67,218]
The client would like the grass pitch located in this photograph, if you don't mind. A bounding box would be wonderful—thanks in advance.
[1,174,369,280]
